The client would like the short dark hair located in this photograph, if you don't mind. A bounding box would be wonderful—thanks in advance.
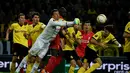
[59,7,67,17]
[31,12,40,18]
[18,13,25,19]
[82,20,91,29]
[104,25,114,33]
[51,9,59,16]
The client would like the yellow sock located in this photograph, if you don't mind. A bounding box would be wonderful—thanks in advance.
[69,66,75,73]
[78,67,85,73]
[10,62,15,73]
[26,63,38,73]
[26,63,33,73]
[84,63,100,73]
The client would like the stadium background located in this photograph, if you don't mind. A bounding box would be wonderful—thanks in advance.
[0,0,130,73]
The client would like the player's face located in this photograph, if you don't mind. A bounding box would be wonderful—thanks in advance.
[74,24,79,30]
[32,15,40,24]
[52,11,60,20]
[83,23,91,31]
[18,15,25,25]
[104,28,110,37]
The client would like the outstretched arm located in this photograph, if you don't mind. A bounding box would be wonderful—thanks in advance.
[5,28,12,41]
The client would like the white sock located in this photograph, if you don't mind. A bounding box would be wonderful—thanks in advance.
[15,57,27,72]
[30,62,40,73]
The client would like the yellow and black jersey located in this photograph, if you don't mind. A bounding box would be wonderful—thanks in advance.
[9,23,29,47]
[88,31,116,52]
[63,27,82,51]
[124,22,130,52]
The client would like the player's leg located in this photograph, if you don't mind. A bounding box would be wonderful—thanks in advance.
[84,47,102,73]
[10,55,17,73]
[10,43,19,73]
[77,59,89,73]
[68,50,80,73]
[44,49,62,73]
[30,43,50,73]
[78,47,94,73]
[84,58,102,73]
[15,44,29,73]
[26,56,38,73]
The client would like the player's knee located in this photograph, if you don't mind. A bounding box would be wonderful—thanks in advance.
[95,58,102,66]
[70,59,76,67]
[83,62,89,69]
[31,56,36,63]
[36,57,42,63]
[76,60,82,67]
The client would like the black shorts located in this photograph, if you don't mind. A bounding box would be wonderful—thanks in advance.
[84,46,99,63]
[63,50,80,63]
[12,43,28,57]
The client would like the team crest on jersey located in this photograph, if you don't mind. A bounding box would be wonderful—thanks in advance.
[94,35,98,37]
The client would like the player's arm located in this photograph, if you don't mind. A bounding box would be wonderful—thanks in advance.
[111,35,121,47]
[73,31,82,45]
[60,38,65,50]
[90,38,108,48]
[62,29,74,44]
[90,32,108,48]
[5,24,14,40]
[52,18,79,27]
[41,23,46,29]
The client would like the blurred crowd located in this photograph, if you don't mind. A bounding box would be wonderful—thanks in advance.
[0,0,130,56]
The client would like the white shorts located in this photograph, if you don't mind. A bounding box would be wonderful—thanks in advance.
[29,39,50,59]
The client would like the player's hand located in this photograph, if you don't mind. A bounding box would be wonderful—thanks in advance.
[23,32,29,39]
[74,18,80,25]
[62,30,67,35]
[5,37,9,41]
[118,44,122,48]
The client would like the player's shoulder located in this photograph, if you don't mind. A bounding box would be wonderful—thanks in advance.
[109,33,114,37]
[67,27,74,31]
[93,31,102,37]
[126,22,130,26]
[49,18,55,22]
[11,23,18,25]
[11,23,19,27]
[95,30,102,34]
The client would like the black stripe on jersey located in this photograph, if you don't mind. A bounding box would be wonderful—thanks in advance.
[92,37,98,41]
[112,38,117,42]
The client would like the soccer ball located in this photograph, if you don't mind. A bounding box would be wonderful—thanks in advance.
[97,14,107,24]
[74,18,80,25]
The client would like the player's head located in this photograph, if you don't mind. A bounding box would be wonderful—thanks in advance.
[82,21,92,32]
[18,13,25,25]
[59,7,67,18]
[103,25,114,37]
[32,12,40,24]
[73,24,79,30]
[51,9,60,20]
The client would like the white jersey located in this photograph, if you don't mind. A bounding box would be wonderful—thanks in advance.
[29,18,74,58]
[37,18,74,43]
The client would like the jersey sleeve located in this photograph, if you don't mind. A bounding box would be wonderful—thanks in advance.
[92,31,101,40]
[125,22,130,33]
[9,23,15,30]
[76,31,82,39]
[41,22,46,29]
[50,18,74,27]
[109,34,117,42]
